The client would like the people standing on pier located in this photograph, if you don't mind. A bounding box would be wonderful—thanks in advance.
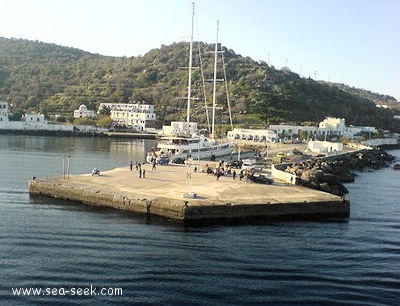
[233,170,236,180]
[129,160,133,171]
[137,163,142,178]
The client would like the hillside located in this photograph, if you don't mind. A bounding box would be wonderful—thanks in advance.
[0,37,398,130]
[330,82,398,106]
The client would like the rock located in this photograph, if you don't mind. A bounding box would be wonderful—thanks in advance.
[283,147,394,195]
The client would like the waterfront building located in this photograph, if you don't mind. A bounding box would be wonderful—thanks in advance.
[228,117,378,143]
[308,140,343,153]
[0,101,10,122]
[344,126,377,139]
[269,117,346,140]
[23,113,46,124]
[270,117,374,141]
[74,104,95,119]
[98,102,156,131]
[0,102,73,131]
[227,128,278,142]
[268,124,319,140]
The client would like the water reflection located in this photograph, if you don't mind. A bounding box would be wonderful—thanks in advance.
[0,135,158,177]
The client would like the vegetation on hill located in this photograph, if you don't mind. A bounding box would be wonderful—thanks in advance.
[0,37,398,131]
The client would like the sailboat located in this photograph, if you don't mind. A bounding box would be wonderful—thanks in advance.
[147,4,234,164]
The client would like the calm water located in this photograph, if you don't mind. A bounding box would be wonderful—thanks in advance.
[0,135,399,305]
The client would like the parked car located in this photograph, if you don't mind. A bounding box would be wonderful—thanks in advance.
[171,157,185,164]
[248,173,274,184]
[227,160,243,169]
[158,155,170,165]
[241,158,256,170]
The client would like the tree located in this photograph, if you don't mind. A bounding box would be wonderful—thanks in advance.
[96,116,113,128]
[8,109,24,121]
[250,90,283,125]
[98,106,111,117]
[73,117,96,125]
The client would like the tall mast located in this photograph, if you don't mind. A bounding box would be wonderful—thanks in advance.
[211,20,219,141]
[186,2,195,128]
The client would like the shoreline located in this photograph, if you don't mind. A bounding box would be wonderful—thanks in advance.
[0,128,158,139]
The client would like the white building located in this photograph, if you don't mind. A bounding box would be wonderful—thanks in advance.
[74,104,95,119]
[98,102,156,131]
[269,124,319,140]
[319,117,346,131]
[22,113,47,124]
[0,102,73,131]
[308,141,343,153]
[228,117,378,143]
[344,126,377,139]
[0,101,10,123]
[227,128,277,142]
[162,121,198,136]
[270,117,364,140]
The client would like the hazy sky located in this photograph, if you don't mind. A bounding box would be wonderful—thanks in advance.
[1,0,399,100]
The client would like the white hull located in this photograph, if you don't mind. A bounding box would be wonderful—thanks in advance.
[185,143,234,160]
[147,136,234,163]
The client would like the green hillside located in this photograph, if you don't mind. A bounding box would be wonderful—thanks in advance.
[0,37,398,130]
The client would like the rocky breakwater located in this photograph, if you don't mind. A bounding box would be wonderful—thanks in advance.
[282,148,395,196]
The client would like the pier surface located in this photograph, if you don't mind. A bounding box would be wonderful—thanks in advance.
[28,162,349,223]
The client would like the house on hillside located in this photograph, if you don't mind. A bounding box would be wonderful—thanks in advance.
[74,104,95,119]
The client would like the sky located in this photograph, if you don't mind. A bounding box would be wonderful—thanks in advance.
[0,0,399,100]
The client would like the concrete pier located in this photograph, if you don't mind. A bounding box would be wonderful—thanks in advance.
[28,162,350,224]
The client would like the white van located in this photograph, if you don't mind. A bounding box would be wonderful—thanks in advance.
[241,158,256,170]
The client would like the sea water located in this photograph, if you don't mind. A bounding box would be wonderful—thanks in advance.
[0,135,399,305]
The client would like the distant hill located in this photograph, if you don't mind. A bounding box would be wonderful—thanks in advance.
[328,82,398,106]
[0,37,398,131]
